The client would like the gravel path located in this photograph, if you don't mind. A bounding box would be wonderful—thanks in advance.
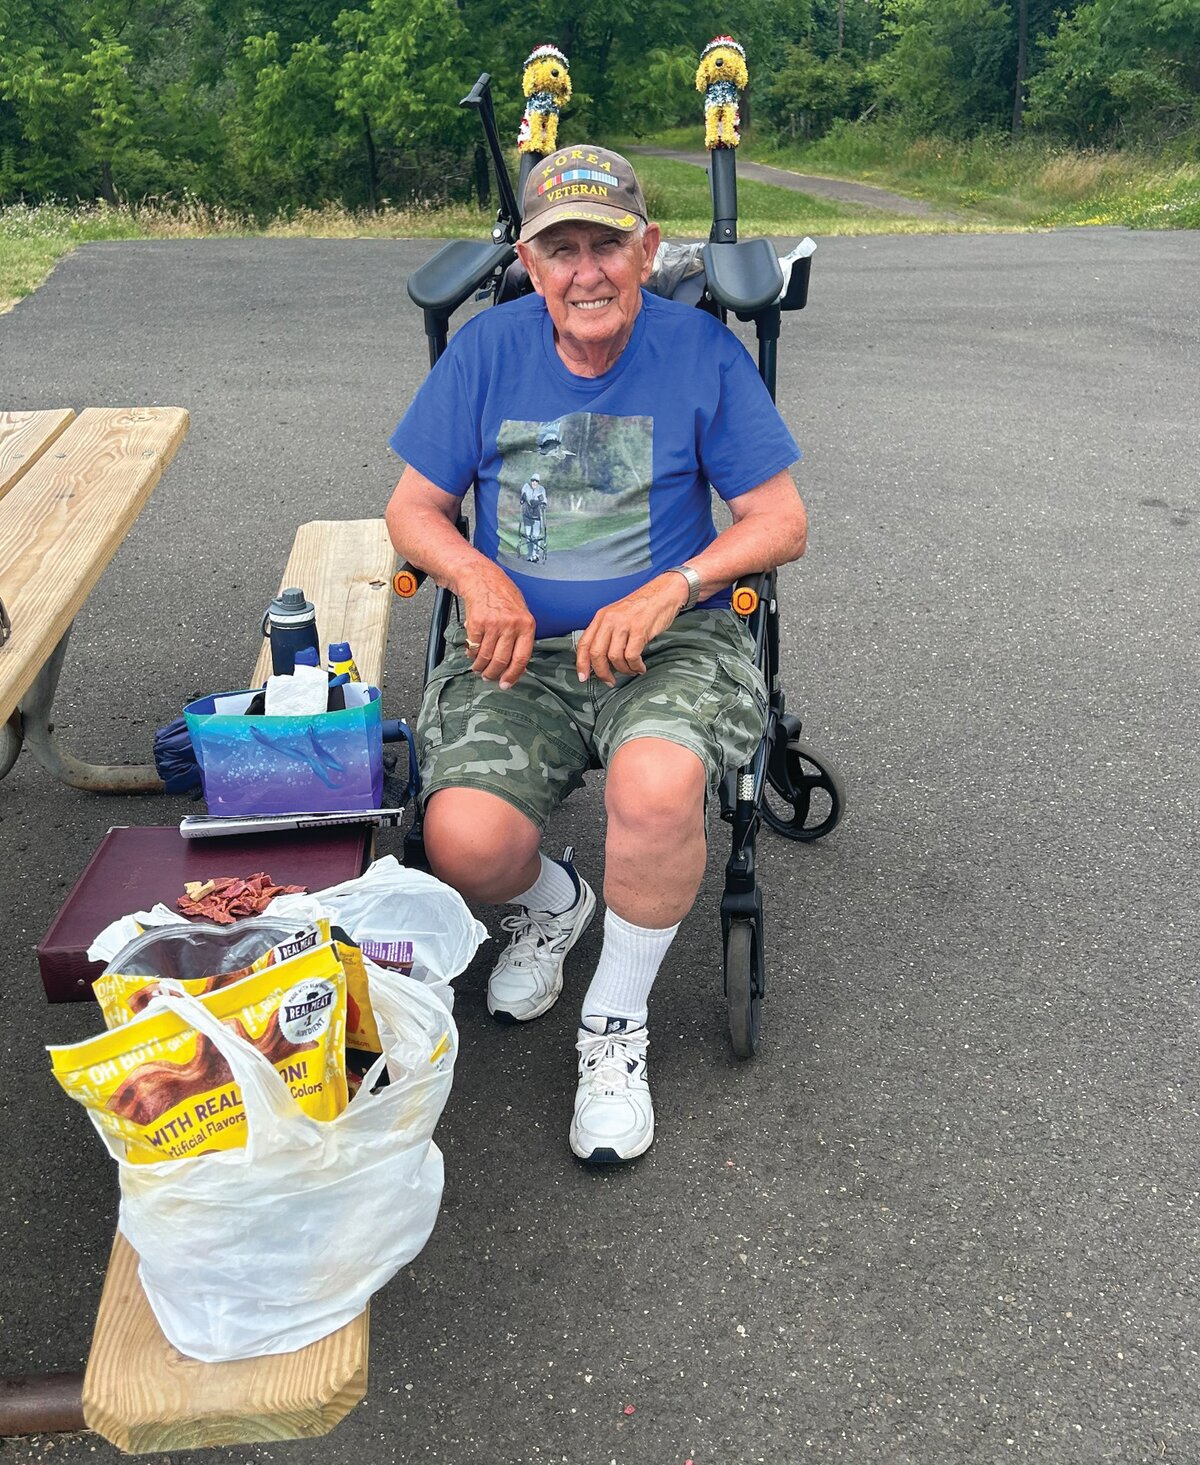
[627,144,959,218]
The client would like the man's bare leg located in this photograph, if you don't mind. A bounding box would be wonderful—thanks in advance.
[425,786,596,1023]
[603,738,708,926]
[571,737,705,1162]
[423,788,542,904]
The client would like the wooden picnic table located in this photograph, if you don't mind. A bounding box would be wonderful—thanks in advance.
[0,407,189,790]
[1,411,396,1449]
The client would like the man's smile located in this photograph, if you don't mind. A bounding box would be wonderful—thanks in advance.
[570,298,614,310]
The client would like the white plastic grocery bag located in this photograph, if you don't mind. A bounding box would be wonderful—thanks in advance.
[266,856,489,1012]
[107,959,459,1362]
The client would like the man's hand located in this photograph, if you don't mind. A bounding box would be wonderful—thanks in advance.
[386,466,536,689]
[576,574,687,686]
[460,563,536,689]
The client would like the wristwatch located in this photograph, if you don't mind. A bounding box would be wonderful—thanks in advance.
[669,563,703,612]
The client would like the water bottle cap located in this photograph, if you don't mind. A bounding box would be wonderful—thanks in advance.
[293,646,321,667]
[267,587,315,624]
[329,641,352,660]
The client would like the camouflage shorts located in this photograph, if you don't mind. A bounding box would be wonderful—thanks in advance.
[416,608,768,831]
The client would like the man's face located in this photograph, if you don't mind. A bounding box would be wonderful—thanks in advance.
[518,220,662,360]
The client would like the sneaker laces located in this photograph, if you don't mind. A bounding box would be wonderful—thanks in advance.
[497,908,560,969]
[577,1026,649,1091]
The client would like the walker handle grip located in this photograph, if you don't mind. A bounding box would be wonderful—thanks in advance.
[393,565,427,598]
[732,573,769,617]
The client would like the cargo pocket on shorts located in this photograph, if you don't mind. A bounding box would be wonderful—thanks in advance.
[711,652,769,771]
[417,652,471,757]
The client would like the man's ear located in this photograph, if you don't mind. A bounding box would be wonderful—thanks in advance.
[516,240,546,297]
[640,223,662,283]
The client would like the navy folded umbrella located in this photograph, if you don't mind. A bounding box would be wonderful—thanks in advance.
[153,715,203,795]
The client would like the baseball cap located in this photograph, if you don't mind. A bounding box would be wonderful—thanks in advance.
[520,145,647,242]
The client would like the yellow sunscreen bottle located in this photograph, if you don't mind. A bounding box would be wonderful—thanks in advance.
[328,641,361,682]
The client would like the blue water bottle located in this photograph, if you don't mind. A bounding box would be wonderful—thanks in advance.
[263,587,320,675]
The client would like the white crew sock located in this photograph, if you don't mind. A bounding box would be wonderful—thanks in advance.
[581,909,680,1028]
[511,852,578,915]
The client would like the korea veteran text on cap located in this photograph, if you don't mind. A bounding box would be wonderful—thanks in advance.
[520,146,648,242]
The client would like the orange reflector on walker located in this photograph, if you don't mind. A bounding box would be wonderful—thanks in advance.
[732,585,759,616]
[393,569,420,598]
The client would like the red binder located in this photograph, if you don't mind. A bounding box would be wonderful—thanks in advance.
[37,824,369,1003]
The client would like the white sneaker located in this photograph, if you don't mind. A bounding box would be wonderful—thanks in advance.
[486,865,596,1023]
[570,1016,654,1164]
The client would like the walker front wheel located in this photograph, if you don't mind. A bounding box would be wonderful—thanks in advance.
[724,918,763,1060]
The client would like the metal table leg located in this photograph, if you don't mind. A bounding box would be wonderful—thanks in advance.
[4,625,164,793]
[0,711,20,780]
[0,1372,86,1436]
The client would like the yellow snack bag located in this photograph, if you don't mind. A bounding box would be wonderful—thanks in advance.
[94,919,333,1029]
[50,942,348,1164]
[333,938,381,1053]
[96,918,383,1058]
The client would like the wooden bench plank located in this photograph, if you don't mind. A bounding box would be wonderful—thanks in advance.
[0,410,75,502]
[83,1234,368,1453]
[0,406,188,724]
[251,519,396,688]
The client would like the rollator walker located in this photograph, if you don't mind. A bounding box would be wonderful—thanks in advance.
[394,60,844,1058]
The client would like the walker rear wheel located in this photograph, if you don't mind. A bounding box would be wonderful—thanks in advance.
[763,715,845,842]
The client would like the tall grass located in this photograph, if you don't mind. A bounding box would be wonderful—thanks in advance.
[755,122,1200,227]
[0,165,955,314]
[0,194,499,310]
[3,132,1198,314]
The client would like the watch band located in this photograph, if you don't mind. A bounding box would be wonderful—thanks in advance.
[670,563,703,612]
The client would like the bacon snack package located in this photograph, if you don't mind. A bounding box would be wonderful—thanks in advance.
[97,913,383,1058]
[50,942,348,1165]
[94,919,333,1030]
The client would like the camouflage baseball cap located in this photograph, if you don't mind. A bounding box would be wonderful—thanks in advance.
[520,145,647,242]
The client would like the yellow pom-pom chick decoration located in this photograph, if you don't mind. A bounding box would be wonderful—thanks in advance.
[518,45,572,154]
[696,35,748,149]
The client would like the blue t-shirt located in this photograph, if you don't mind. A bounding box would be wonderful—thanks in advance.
[390,289,800,638]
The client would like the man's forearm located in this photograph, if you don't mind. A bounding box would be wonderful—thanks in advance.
[386,493,502,599]
[387,467,536,685]
[682,498,807,602]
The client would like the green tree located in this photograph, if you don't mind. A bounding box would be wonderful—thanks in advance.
[0,0,241,202]
[761,43,870,138]
[871,0,1014,133]
[237,0,472,209]
[62,34,138,202]
[1026,0,1200,144]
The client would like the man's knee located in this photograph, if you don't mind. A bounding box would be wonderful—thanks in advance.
[424,788,542,901]
[605,739,706,838]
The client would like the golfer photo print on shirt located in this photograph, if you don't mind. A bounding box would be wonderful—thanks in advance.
[495,411,653,577]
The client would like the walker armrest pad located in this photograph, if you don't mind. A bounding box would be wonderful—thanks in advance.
[407,240,516,315]
[701,240,784,317]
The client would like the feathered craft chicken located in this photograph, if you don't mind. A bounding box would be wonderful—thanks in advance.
[696,36,748,149]
[518,45,572,154]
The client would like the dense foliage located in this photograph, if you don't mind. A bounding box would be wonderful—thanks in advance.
[2,0,1199,209]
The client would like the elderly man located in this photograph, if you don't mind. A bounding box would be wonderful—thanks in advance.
[386,146,806,1164]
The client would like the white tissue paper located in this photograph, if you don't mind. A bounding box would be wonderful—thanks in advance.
[264,662,328,716]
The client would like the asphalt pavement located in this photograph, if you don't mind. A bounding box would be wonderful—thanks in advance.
[0,227,1197,1465]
